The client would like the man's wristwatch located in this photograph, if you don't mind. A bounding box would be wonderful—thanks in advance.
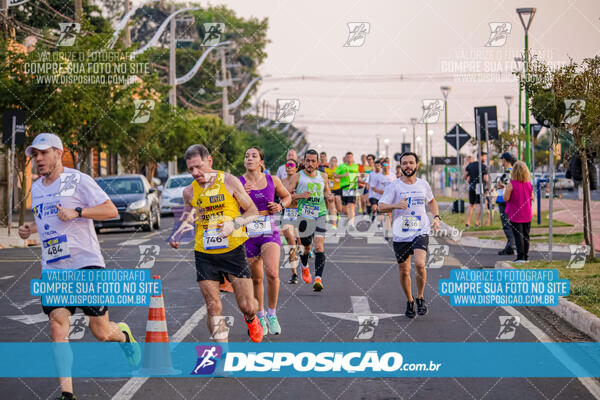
[75,207,83,218]
[232,218,242,230]
[433,215,441,220]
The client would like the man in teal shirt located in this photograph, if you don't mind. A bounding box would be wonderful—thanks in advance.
[335,151,360,224]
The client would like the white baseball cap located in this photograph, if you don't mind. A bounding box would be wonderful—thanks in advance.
[25,133,63,157]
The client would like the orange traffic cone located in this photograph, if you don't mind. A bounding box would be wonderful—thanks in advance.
[135,275,180,376]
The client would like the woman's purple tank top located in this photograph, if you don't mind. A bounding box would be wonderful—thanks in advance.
[239,174,275,212]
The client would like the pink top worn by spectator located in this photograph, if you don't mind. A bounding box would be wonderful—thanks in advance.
[505,180,533,223]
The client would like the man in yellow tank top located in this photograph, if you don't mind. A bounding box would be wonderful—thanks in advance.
[168,144,264,343]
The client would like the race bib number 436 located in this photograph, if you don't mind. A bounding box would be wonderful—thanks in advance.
[401,216,421,232]
[42,235,71,264]
[203,228,228,250]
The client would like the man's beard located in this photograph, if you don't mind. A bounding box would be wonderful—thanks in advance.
[402,167,416,177]
[40,162,57,177]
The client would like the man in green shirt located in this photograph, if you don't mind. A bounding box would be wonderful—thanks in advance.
[335,151,360,225]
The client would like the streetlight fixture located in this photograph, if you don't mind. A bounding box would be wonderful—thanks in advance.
[441,85,451,188]
[504,95,513,153]
[516,7,536,170]
[514,56,524,160]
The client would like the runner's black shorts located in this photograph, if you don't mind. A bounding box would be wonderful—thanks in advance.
[298,215,327,246]
[368,198,379,206]
[332,188,343,197]
[468,189,480,205]
[341,192,356,205]
[393,235,429,263]
[42,266,108,317]
[195,245,251,282]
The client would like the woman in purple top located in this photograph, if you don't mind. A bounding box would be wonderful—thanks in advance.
[503,161,533,263]
[240,147,291,335]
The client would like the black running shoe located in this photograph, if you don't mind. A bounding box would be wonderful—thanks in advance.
[288,273,298,284]
[498,248,514,255]
[405,301,416,318]
[416,298,428,316]
[56,395,77,400]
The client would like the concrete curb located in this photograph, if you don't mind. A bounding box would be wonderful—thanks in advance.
[495,260,600,342]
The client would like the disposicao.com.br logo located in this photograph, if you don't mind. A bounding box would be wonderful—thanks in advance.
[221,351,441,374]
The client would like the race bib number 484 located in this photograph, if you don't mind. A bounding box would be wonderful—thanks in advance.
[42,235,71,264]
[203,228,228,250]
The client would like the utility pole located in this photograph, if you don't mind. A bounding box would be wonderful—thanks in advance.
[220,47,231,125]
[167,5,177,176]
[74,0,83,22]
[123,0,131,46]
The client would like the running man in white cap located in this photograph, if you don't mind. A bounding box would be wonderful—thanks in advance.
[18,133,140,400]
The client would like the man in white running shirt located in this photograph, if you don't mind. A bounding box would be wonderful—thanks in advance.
[378,152,440,319]
[18,133,139,400]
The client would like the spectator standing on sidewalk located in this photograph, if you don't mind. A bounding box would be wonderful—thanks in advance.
[495,153,516,255]
[503,161,533,263]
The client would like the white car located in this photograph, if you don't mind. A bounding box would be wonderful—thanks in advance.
[159,174,194,215]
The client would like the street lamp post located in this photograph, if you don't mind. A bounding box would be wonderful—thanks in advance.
[514,56,524,160]
[441,85,451,189]
[384,138,390,159]
[427,129,434,183]
[517,7,536,171]
[504,95,513,153]
[401,127,407,149]
[425,122,429,180]
[410,118,417,154]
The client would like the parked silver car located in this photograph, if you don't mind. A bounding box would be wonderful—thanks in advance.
[159,174,193,215]
[94,175,161,233]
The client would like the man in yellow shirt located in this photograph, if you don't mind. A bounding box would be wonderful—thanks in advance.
[169,144,263,343]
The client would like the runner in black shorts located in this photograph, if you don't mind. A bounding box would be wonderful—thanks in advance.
[169,144,264,343]
[195,245,251,282]
[19,133,140,400]
[378,152,440,319]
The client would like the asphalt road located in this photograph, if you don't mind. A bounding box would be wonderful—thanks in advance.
[0,216,598,400]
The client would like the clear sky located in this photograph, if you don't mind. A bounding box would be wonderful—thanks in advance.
[161,0,600,160]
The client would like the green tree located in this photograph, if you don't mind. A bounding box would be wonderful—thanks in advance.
[524,55,600,258]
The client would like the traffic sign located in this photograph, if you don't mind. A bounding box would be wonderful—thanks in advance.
[401,143,411,153]
[444,124,471,151]
[474,106,498,140]
[394,152,402,162]
[521,123,543,138]
[2,109,26,146]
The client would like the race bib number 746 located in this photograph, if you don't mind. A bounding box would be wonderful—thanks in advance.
[203,228,228,250]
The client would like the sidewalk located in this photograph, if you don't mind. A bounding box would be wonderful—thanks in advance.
[0,210,38,248]
[0,226,39,248]
[435,190,599,251]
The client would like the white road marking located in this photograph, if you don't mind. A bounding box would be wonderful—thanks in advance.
[317,295,402,322]
[112,296,218,400]
[5,312,48,325]
[119,239,150,246]
[0,275,15,280]
[12,298,40,309]
[454,262,600,399]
